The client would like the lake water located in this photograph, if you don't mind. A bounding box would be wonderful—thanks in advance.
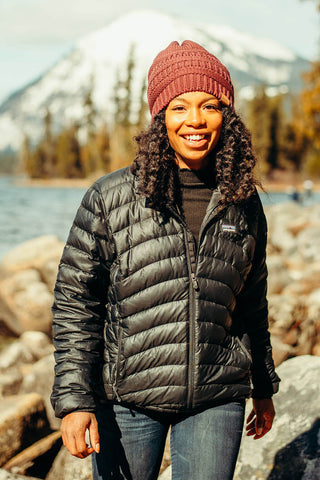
[1,176,319,261]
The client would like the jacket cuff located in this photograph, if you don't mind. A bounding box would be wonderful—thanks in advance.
[51,393,97,419]
[251,347,281,398]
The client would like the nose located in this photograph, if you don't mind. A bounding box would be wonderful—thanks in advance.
[185,106,205,127]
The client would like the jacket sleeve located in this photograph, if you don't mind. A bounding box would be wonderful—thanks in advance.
[51,182,114,418]
[234,195,280,398]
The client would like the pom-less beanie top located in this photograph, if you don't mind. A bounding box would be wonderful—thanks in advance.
[147,40,234,119]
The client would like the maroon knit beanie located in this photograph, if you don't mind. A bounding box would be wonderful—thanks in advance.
[147,40,234,119]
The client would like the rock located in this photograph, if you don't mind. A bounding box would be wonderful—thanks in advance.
[0,468,41,480]
[0,342,35,371]
[282,269,320,296]
[3,431,62,478]
[234,355,320,480]
[267,255,292,294]
[268,224,296,256]
[312,343,320,356]
[47,432,171,480]
[0,236,63,292]
[0,291,21,337]
[270,335,294,367]
[20,354,60,430]
[0,370,23,397]
[0,393,51,467]
[296,226,320,263]
[0,270,53,335]
[0,236,63,336]
[19,332,53,361]
[268,294,301,336]
[45,446,92,480]
[294,319,317,356]
[158,465,171,480]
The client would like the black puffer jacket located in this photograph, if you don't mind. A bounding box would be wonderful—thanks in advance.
[51,166,279,418]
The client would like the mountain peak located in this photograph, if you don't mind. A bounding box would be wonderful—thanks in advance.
[0,9,309,152]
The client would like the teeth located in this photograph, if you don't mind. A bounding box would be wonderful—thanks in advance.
[184,135,205,141]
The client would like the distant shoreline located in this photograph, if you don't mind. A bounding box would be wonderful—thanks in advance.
[11,173,320,193]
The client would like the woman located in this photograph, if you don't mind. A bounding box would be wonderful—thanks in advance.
[51,40,280,480]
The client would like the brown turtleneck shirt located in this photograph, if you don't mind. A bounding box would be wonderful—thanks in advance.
[179,168,216,246]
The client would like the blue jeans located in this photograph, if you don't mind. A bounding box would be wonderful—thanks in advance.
[92,401,245,480]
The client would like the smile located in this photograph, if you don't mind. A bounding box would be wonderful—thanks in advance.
[182,134,207,141]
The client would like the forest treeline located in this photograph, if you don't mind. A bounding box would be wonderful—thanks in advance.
[21,24,320,180]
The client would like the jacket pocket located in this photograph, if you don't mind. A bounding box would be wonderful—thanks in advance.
[103,322,125,402]
[235,336,252,366]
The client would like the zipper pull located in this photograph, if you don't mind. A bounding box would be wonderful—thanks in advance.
[191,273,199,291]
[112,384,122,403]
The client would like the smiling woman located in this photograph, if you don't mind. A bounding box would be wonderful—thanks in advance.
[51,39,280,480]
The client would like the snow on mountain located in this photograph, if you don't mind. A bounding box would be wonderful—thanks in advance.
[0,9,309,152]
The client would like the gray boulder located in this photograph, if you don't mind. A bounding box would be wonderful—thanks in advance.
[0,369,23,397]
[20,354,59,430]
[19,332,53,361]
[0,342,35,371]
[0,235,63,336]
[267,255,292,295]
[296,226,320,263]
[0,393,50,466]
[0,269,53,335]
[0,469,40,480]
[234,355,320,480]
[45,446,92,480]
[0,235,63,285]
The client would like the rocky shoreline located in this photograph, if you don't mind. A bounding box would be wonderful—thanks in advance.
[0,201,320,479]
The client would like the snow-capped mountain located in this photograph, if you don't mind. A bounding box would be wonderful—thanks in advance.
[0,9,309,153]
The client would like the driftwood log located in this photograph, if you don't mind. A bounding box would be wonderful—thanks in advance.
[3,431,62,476]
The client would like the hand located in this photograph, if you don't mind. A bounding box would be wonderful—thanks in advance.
[246,398,275,440]
[61,411,100,458]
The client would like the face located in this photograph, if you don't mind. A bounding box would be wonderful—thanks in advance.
[165,91,223,170]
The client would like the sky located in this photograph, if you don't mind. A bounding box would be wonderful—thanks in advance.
[1,0,319,104]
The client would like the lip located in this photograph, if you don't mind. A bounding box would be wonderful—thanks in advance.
[180,133,210,148]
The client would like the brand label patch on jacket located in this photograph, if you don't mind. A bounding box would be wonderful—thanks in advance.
[222,224,237,233]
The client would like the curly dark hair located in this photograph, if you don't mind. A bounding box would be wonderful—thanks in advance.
[131,105,260,213]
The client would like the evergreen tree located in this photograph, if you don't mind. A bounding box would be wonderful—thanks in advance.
[266,99,282,170]
[301,62,320,150]
[42,108,56,177]
[96,123,111,172]
[21,135,35,177]
[113,44,135,128]
[111,44,138,170]
[297,0,320,174]
[135,76,149,131]
[56,125,83,178]
[83,76,97,142]
[247,85,272,174]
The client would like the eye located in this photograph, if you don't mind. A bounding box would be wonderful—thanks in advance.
[171,105,186,111]
[204,104,221,111]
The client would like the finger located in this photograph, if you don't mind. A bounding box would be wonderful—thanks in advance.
[246,409,255,424]
[253,424,269,440]
[74,429,92,458]
[89,418,100,453]
[63,430,86,458]
[255,412,265,436]
[246,420,255,430]
[263,415,274,434]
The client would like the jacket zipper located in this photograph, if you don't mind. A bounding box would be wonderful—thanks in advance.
[183,229,198,409]
[113,325,123,403]
[168,205,198,409]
